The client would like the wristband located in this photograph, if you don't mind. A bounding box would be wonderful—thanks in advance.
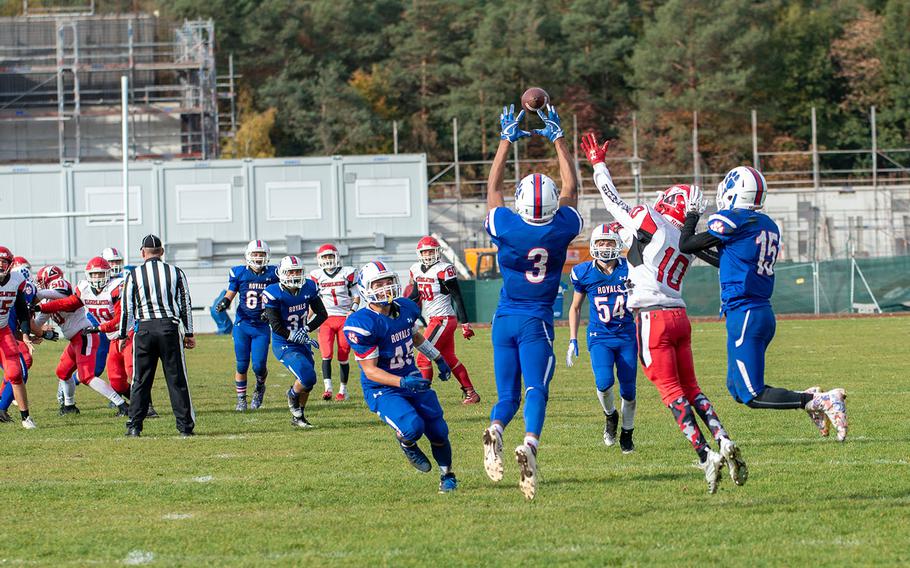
[415,339,441,361]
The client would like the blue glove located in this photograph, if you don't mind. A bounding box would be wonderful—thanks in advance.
[400,373,431,393]
[500,104,530,143]
[435,358,452,381]
[566,338,579,367]
[534,104,564,142]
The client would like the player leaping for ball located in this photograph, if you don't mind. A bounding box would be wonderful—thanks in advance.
[582,132,745,494]
[678,166,848,440]
[344,261,456,493]
[482,103,583,500]
[408,236,480,404]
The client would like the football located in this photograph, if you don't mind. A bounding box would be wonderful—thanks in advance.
[521,87,549,112]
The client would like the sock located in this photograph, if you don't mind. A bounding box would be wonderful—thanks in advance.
[491,423,504,437]
[440,465,451,475]
[321,360,332,384]
[692,393,729,441]
[597,386,616,415]
[323,378,333,391]
[668,396,710,460]
[621,398,636,430]
[746,386,814,409]
[523,435,539,452]
[235,380,247,398]
[88,378,125,406]
[62,379,76,406]
[339,381,347,395]
[452,362,474,390]
[255,372,267,386]
[20,409,29,420]
[430,440,453,469]
[339,362,349,385]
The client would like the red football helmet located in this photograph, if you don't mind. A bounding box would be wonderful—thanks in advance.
[36,265,65,290]
[85,257,112,290]
[653,185,690,228]
[316,244,340,270]
[0,247,13,277]
[417,236,441,267]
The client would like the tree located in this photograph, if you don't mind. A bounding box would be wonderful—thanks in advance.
[877,0,910,146]
[221,90,277,159]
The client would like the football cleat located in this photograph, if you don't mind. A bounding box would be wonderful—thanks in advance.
[515,444,539,500]
[291,416,313,429]
[235,397,247,412]
[461,388,481,405]
[146,405,160,419]
[114,403,129,417]
[56,382,65,406]
[720,438,748,486]
[251,384,266,410]
[804,386,829,437]
[59,404,81,416]
[700,449,725,494]
[287,388,303,419]
[812,388,848,442]
[603,410,619,447]
[439,472,458,493]
[399,441,432,473]
[322,390,333,401]
[0,410,11,423]
[21,416,37,430]
[619,428,635,454]
[482,427,504,482]
[335,392,348,402]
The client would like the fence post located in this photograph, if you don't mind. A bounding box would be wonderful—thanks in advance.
[692,110,699,187]
[811,106,819,191]
[870,106,878,255]
[572,113,582,194]
[452,117,460,198]
[812,260,820,315]
[751,109,759,169]
[393,120,399,155]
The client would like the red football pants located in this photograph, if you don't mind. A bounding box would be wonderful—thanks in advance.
[18,339,33,370]
[0,327,24,384]
[56,332,100,385]
[106,333,134,396]
[417,316,473,390]
[636,308,703,406]
[318,315,350,362]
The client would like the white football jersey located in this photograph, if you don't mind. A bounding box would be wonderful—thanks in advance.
[35,282,92,340]
[76,278,122,339]
[623,204,689,309]
[308,266,357,317]
[0,270,26,329]
[409,261,457,318]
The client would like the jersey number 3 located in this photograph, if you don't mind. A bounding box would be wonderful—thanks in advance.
[525,247,549,284]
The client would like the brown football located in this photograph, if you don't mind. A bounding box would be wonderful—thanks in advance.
[521,87,550,113]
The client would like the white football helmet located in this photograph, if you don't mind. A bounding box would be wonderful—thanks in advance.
[245,240,271,270]
[717,166,767,211]
[358,261,401,305]
[515,173,559,224]
[277,255,304,289]
[101,247,124,277]
[316,244,340,270]
[590,223,623,261]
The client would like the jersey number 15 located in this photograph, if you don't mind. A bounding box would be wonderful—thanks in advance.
[755,230,779,276]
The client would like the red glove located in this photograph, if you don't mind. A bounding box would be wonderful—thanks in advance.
[580,132,610,166]
[461,323,475,340]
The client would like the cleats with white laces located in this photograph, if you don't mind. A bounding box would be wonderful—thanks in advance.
[515,444,538,500]
[719,438,748,486]
[21,416,37,430]
[700,449,724,494]
[806,388,848,441]
[804,387,829,436]
[482,427,504,482]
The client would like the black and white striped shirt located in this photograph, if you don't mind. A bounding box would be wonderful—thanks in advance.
[119,258,194,337]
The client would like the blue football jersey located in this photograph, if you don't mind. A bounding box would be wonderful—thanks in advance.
[570,259,634,338]
[228,265,279,323]
[261,279,319,345]
[485,206,583,323]
[707,209,781,311]
[344,298,422,393]
[7,273,36,332]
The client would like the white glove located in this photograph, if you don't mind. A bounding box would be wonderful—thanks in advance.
[566,339,578,368]
[686,185,707,215]
[289,328,309,345]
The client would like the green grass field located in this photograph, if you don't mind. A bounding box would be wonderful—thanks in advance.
[1,316,908,566]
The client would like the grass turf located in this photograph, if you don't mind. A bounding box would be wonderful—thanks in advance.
[0,316,908,566]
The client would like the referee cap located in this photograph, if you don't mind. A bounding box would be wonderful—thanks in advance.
[140,234,163,249]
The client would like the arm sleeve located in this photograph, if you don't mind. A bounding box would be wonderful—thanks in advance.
[440,277,469,323]
[592,163,637,231]
[15,286,30,333]
[694,249,721,268]
[305,296,328,332]
[264,307,289,339]
[679,212,723,254]
[176,268,194,335]
[118,270,134,338]
[35,293,83,314]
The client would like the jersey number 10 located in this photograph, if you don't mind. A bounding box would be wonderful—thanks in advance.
[656,247,690,291]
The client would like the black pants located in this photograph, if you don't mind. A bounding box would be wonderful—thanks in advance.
[128,319,195,434]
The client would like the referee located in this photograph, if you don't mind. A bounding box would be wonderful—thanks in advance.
[119,234,196,437]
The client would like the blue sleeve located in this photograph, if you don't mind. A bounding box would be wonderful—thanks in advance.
[570,264,586,293]
[261,285,279,308]
[706,212,740,242]
[559,206,584,237]
[303,279,319,302]
[343,313,379,358]
[228,267,241,292]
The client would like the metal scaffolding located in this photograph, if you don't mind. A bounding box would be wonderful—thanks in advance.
[0,12,235,163]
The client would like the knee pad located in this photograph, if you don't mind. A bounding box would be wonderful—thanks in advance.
[252,363,268,378]
[396,415,425,443]
[424,417,449,443]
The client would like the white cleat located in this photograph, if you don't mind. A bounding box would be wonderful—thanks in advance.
[482,427,504,482]
[515,444,538,501]
[804,386,830,437]
[700,449,724,494]
[806,388,848,441]
[21,416,37,430]
[719,438,748,486]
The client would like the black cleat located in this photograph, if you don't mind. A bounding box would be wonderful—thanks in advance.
[146,405,160,419]
[291,416,313,429]
[125,426,141,437]
[59,404,81,416]
[180,431,195,438]
[0,410,11,423]
[603,411,619,446]
[620,428,635,454]
[114,403,129,417]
